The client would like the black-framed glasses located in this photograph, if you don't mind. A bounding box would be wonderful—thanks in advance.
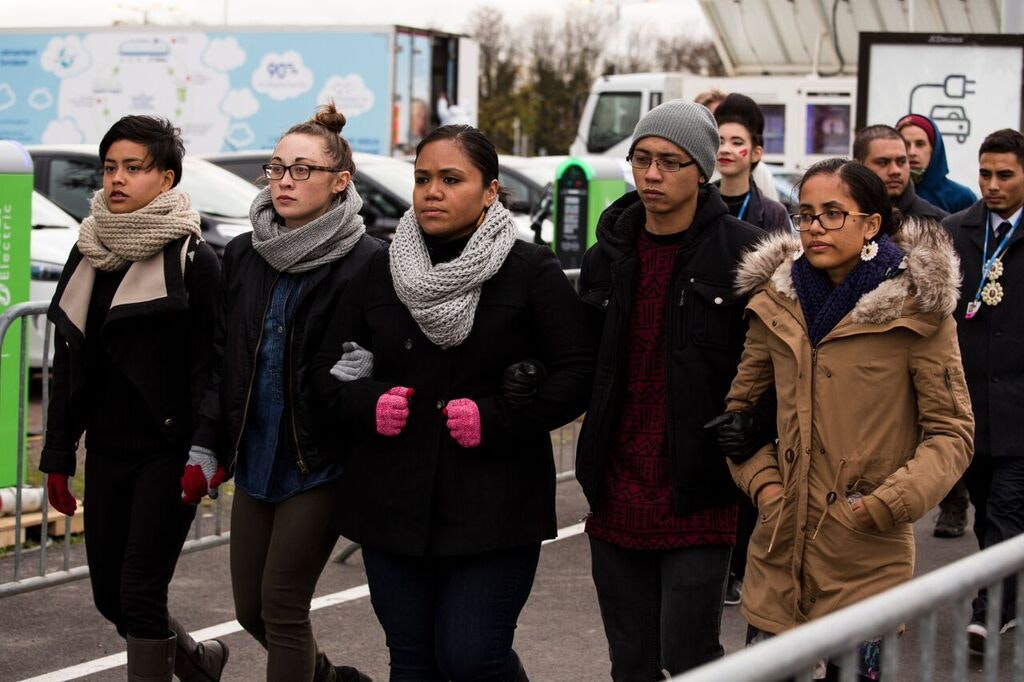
[626,154,698,173]
[790,210,872,232]
[262,163,343,181]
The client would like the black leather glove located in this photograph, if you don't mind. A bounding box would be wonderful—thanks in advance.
[501,360,547,408]
[704,411,759,463]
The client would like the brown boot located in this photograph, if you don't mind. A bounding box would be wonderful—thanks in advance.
[167,617,229,681]
[127,633,176,682]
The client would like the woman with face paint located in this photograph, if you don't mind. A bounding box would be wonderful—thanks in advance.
[311,125,593,681]
[714,93,790,233]
[714,158,973,680]
[40,115,227,680]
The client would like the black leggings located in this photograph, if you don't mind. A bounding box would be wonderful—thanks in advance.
[84,451,195,639]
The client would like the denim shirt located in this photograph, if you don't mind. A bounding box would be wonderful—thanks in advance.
[236,272,341,502]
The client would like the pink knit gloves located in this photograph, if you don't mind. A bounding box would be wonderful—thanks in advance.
[443,398,481,448]
[377,387,414,436]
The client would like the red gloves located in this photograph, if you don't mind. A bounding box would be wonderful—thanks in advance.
[47,473,77,516]
[377,387,414,436]
[444,399,481,448]
[181,447,226,505]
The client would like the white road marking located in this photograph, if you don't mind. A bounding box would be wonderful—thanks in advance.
[20,522,587,681]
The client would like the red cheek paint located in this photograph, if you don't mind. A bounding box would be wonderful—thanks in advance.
[739,149,749,157]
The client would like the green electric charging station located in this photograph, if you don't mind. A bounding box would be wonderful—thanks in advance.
[0,141,33,488]
[552,156,628,269]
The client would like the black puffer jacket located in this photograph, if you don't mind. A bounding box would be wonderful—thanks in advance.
[191,232,384,474]
[575,188,767,515]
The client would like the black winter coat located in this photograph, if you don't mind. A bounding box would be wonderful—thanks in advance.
[896,181,949,221]
[575,188,766,515]
[191,232,384,474]
[41,236,220,474]
[310,241,594,557]
[943,200,1024,458]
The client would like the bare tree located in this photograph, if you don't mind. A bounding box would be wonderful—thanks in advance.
[655,36,725,76]
[465,6,522,152]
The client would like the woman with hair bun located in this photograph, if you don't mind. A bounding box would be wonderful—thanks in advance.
[186,102,381,681]
[712,157,974,679]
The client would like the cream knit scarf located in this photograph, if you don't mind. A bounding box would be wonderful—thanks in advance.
[389,201,517,349]
[77,189,201,272]
[249,185,366,274]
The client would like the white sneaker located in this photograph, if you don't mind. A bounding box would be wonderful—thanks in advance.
[967,622,987,655]
[1001,618,1018,634]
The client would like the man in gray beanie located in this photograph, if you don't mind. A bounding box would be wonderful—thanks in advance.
[576,99,771,678]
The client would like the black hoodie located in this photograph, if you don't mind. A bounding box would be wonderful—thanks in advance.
[575,186,768,515]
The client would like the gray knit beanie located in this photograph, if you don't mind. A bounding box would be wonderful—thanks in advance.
[629,99,719,181]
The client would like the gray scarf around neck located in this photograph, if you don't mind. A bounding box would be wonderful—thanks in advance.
[389,201,518,348]
[249,184,366,273]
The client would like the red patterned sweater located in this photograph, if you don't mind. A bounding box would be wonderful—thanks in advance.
[585,228,737,550]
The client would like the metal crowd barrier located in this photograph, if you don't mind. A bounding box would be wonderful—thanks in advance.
[674,532,1024,682]
[1,267,585,592]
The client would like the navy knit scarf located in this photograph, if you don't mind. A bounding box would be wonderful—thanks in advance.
[791,234,905,346]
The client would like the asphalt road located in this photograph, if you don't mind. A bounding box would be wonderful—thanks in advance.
[0,474,1014,682]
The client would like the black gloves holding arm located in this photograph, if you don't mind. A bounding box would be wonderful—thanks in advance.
[501,359,547,408]
[705,388,778,463]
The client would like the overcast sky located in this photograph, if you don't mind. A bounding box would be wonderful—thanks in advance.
[1,0,709,38]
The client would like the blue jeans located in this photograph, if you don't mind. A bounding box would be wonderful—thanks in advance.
[362,544,540,682]
[589,537,731,680]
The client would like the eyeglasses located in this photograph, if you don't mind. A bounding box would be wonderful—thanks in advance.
[626,154,698,173]
[262,163,343,181]
[790,210,873,232]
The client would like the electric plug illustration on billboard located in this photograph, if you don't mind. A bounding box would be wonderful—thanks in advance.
[908,74,976,144]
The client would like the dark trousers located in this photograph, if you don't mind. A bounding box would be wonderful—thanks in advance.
[965,455,1024,623]
[231,485,339,682]
[938,476,970,513]
[84,451,195,639]
[589,536,731,681]
[361,543,540,682]
[730,497,757,581]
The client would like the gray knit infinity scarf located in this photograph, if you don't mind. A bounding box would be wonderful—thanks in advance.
[389,201,517,349]
[249,184,366,273]
[78,189,201,272]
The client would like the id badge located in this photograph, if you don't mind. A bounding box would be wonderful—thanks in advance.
[966,301,982,319]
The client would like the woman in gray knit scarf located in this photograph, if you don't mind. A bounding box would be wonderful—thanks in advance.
[311,125,594,681]
[186,103,380,682]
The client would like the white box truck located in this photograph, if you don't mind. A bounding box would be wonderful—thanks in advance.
[0,25,479,156]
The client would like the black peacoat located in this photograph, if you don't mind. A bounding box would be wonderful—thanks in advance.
[310,240,594,557]
[943,200,1024,458]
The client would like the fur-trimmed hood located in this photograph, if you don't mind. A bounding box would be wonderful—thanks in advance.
[735,216,961,325]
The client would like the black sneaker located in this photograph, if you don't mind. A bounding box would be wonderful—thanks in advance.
[934,508,967,538]
[967,617,1017,655]
[725,577,743,606]
[967,620,987,655]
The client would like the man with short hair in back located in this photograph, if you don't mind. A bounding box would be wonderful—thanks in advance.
[853,124,948,221]
[944,128,1024,655]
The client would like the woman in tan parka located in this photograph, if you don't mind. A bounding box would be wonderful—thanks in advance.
[720,158,974,679]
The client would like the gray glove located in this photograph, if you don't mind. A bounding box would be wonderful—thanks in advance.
[330,341,374,382]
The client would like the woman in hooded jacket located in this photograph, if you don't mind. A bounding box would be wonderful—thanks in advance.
[311,124,593,681]
[714,157,974,680]
[185,102,381,682]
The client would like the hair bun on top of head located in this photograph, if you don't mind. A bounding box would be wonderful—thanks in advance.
[312,100,347,134]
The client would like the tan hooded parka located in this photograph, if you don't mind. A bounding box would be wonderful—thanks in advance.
[727,217,974,634]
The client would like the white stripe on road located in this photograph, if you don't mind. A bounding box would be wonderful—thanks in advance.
[20,522,587,682]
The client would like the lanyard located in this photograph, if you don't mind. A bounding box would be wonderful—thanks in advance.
[736,192,751,221]
[970,209,1022,305]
